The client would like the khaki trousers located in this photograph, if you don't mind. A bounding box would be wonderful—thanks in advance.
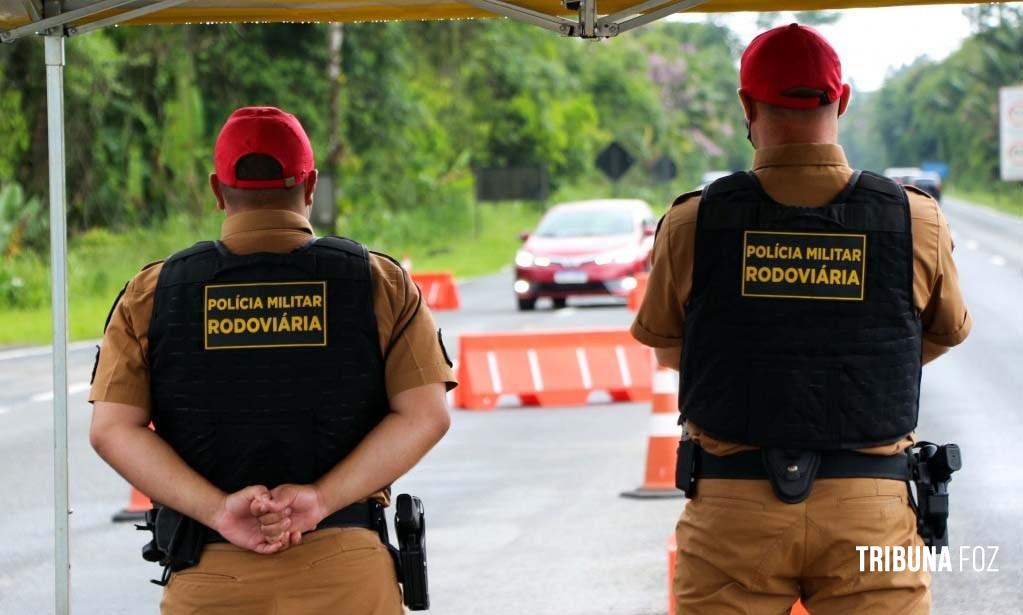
[161,527,403,615]
[674,478,931,615]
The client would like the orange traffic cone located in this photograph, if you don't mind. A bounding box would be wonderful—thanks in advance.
[791,601,811,614]
[111,485,153,522]
[621,366,683,499]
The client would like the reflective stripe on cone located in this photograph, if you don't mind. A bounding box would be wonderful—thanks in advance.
[621,366,683,499]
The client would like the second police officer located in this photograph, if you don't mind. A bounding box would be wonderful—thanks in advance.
[89,106,454,614]
[631,24,971,614]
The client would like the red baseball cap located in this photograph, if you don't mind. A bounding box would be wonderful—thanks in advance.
[740,23,849,110]
[214,106,314,189]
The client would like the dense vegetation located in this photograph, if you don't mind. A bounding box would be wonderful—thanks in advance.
[0,10,1019,342]
[0,20,749,340]
[840,4,1023,213]
[0,20,747,259]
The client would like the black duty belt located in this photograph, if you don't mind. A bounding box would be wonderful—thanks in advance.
[677,440,912,504]
[204,500,385,544]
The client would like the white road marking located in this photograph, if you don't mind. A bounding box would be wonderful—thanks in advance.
[990,255,1007,267]
[527,349,544,391]
[966,240,979,251]
[27,381,91,404]
[556,307,578,317]
[0,406,9,416]
[0,340,98,362]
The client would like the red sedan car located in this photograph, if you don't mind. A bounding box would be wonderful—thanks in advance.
[514,199,656,310]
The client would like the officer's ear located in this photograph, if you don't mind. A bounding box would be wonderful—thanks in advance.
[837,84,852,117]
[303,169,318,208]
[209,174,227,212]
[738,89,756,123]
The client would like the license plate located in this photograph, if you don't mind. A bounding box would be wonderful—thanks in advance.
[554,270,588,284]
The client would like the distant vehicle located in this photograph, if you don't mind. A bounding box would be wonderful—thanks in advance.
[698,170,733,189]
[514,199,655,311]
[883,167,943,202]
[909,171,943,202]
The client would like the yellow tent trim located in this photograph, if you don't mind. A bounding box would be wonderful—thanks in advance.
[0,0,990,31]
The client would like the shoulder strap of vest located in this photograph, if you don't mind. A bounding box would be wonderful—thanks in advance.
[703,172,756,200]
[165,241,218,265]
[829,170,863,204]
[854,171,903,197]
[313,235,369,260]
[656,189,703,237]
[671,189,702,207]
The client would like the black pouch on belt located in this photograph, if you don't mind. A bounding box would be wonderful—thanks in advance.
[675,439,699,498]
[150,507,205,586]
[762,449,821,504]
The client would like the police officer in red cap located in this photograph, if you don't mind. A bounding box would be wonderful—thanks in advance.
[632,24,971,614]
[90,106,454,614]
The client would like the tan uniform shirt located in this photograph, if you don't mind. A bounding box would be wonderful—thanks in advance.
[631,144,972,455]
[90,210,457,501]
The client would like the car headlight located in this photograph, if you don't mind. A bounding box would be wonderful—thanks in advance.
[594,248,640,266]
[515,250,535,268]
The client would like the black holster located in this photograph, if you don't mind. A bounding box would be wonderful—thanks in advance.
[136,506,205,586]
[909,442,962,549]
[394,494,429,611]
[676,438,699,498]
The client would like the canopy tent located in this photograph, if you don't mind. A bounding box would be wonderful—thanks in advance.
[0,0,984,39]
[0,1,1001,613]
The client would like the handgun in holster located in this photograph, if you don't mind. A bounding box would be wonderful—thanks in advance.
[136,505,205,586]
[394,494,429,610]
[909,442,962,549]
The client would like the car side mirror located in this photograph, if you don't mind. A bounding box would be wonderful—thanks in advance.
[518,231,530,242]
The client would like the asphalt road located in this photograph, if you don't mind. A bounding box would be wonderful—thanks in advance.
[0,196,1019,614]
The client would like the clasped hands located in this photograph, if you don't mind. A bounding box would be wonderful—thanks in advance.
[212,484,329,555]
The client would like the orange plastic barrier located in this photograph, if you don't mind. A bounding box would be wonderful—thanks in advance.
[627,271,649,311]
[668,533,811,614]
[454,328,654,410]
[411,272,460,311]
[621,366,683,499]
[112,486,152,522]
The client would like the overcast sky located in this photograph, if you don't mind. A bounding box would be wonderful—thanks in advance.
[673,3,999,91]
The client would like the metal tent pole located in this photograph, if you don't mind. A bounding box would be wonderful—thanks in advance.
[44,31,71,615]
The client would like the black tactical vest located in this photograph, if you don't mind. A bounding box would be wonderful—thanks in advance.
[148,237,389,494]
[681,171,922,450]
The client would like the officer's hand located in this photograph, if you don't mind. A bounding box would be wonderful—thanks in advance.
[256,483,328,547]
[212,485,287,555]
[250,492,299,550]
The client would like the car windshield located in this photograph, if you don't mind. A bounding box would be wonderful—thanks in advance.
[535,208,634,238]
